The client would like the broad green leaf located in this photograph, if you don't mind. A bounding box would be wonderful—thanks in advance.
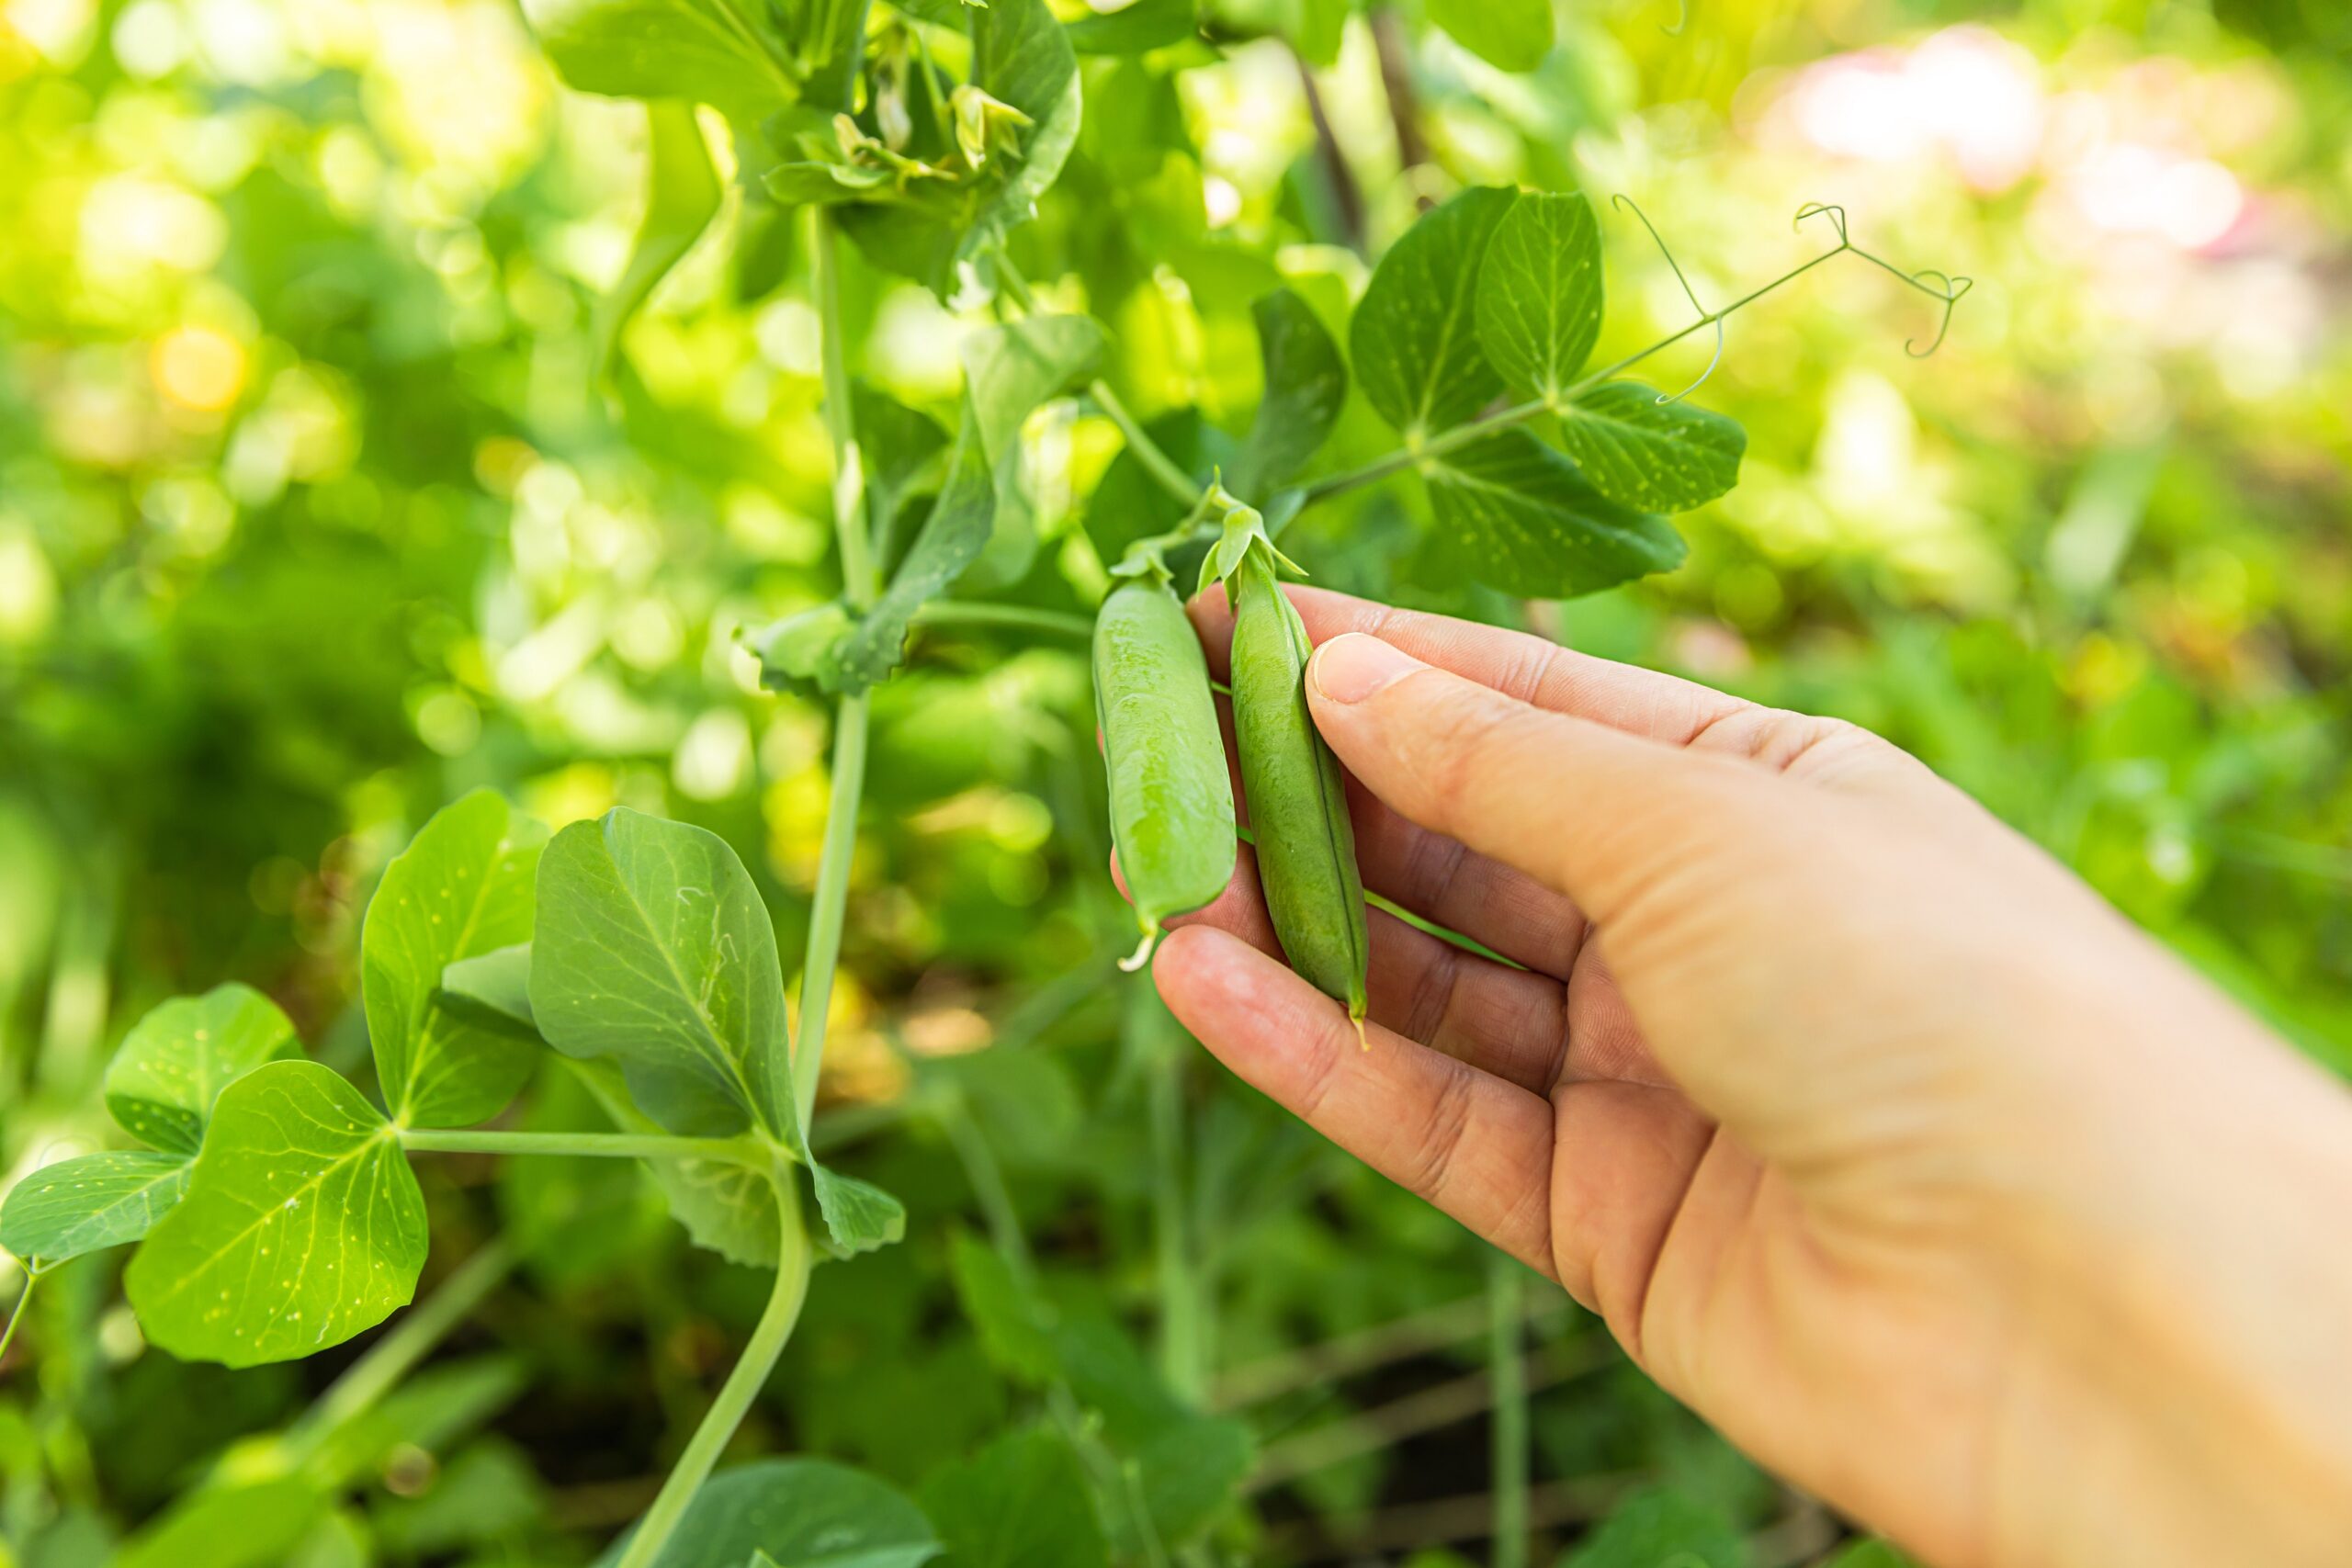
[1426,0,1550,71]
[114,1476,328,1568]
[1423,429,1685,596]
[0,1151,188,1266]
[854,383,953,570]
[1130,1413,1252,1547]
[530,807,792,1140]
[922,1427,1107,1568]
[1553,382,1746,511]
[1229,289,1348,499]
[592,102,724,384]
[364,789,546,1128]
[437,943,538,1038]
[596,1459,941,1568]
[1351,186,1518,438]
[1473,190,1601,404]
[837,316,1107,688]
[520,0,799,122]
[967,0,1083,250]
[105,982,301,1154]
[947,1228,1058,1383]
[1065,0,1196,54]
[124,1061,428,1368]
[808,1164,905,1257]
[1561,1489,1747,1568]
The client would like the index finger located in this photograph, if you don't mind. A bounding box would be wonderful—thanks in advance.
[1188,581,1752,747]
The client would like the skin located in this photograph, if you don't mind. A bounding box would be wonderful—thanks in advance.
[1156,583,2352,1568]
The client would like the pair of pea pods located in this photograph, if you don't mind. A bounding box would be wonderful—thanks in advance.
[1091,510,1370,1040]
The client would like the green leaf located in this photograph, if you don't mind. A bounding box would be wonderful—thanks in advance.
[520,0,798,122]
[808,1165,905,1257]
[593,102,724,385]
[558,1058,774,1268]
[531,811,899,1258]
[1552,382,1746,511]
[1822,1543,1921,1568]
[967,0,1083,251]
[595,1459,941,1568]
[1473,190,1600,404]
[946,1228,1058,1383]
[124,1061,427,1368]
[105,982,302,1154]
[1423,428,1685,597]
[436,943,538,1038]
[1130,1414,1252,1547]
[1082,409,1237,571]
[0,1151,189,1266]
[530,807,793,1140]
[1230,289,1348,498]
[1065,0,1196,54]
[114,1477,328,1568]
[1291,0,1348,65]
[837,316,1107,688]
[364,789,546,1129]
[922,1428,1107,1568]
[854,383,953,570]
[1351,186,1518,439]
[1426,0,1550,71]
[1561,1488,1747,1568]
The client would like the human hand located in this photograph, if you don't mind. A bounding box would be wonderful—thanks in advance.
[1156,585,2352,1568]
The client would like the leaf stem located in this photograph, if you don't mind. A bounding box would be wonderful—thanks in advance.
[401,1129,767,1164]
[988,245,1203,514]
[910,601,1094,639]
[1298,399,1545,505]
[614,1166,813,1568]
[0,1269,39,1371]
[793,694,869,1134]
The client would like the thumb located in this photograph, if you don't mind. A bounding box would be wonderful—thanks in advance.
[1304,632,1775,930]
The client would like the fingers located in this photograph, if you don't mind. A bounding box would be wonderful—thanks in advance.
[1153,924,1558,1276]
[1162,843,1577,1096]
[1302,633,1773,931]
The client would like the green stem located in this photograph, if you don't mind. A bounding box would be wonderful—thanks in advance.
[986,245,1201,516]
[401,1130,766,1164]
[614,1167,813,1568]
[793,694,869,1132]
[1489,1253,1530,1568]
[0,1269,38,1370]
[796,201,879,1134]
[286,1237,517,1469]
[911,602,1094,639]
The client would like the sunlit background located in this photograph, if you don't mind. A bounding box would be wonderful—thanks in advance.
[2,0,2347,1556]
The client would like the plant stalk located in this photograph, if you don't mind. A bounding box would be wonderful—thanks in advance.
[1490,1252,1530,1568]
[614,1166,813,1568]
[911,602,1095,639]
[401,1130,766,1164]
[0,1269,38,1369]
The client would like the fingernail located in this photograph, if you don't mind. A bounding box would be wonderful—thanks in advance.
[1308,634,1423,705]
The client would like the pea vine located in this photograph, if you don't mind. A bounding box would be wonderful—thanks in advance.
[0,0,1971,1560]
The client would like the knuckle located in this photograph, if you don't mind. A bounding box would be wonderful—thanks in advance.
[1406,1065,1477,1199]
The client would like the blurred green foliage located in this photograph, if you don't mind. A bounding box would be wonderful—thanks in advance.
[1,0,2346,1560]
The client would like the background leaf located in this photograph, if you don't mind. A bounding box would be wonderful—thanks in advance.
[1423,428,1685,596]
[1230,289,1348,499]
[363,789,546,1129]
[1474,191,1603,404]
[594,1459,941,1568]
[0,1151,189,1266]
[921,1427,1107,1568]
[1064,0,1196,54]
[592,102,724,383]
[519,0,798,120]
[1553,382,1747,511]
[1351,186,1518,439]
[104,983,301,1155]
[1425,0,1552,71]
[1560,1488,1747,1568]
[123,1061,428,1367]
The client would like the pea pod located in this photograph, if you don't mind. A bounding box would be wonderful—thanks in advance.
[1094,565,1237,969]
[1222,534,1370,1041]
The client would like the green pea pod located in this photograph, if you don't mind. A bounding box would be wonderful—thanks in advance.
[1226,542,1370,1042]
[1094,570,1237,969]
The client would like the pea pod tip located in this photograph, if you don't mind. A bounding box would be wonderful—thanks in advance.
[1119,925,1161,973]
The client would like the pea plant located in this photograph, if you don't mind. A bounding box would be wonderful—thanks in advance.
[0,0,1968,1559]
